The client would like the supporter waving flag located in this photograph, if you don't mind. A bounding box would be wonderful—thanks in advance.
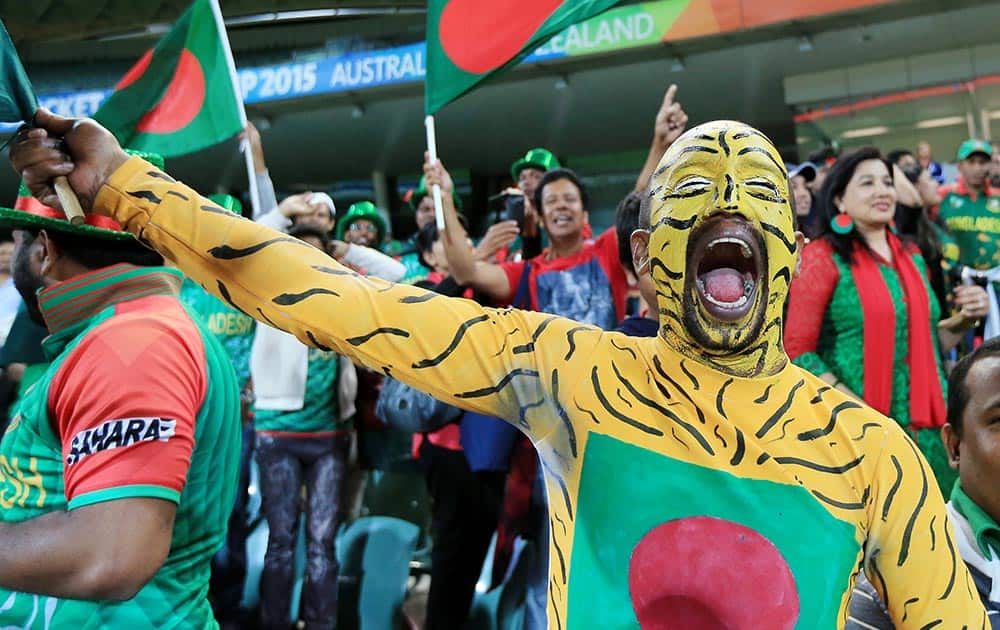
[93,0,242,158]
[425,0,624,113]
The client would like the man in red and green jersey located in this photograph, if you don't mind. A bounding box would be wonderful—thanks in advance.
[937,140,1000,340]
[0,160,241,628]
[937,140,1000,271]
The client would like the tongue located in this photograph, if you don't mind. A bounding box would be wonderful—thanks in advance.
[701,268,744,303]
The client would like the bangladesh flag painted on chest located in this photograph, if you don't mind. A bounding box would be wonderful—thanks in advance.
[425,0,625,113]
[94,0,241,157]
[567,433,861,629]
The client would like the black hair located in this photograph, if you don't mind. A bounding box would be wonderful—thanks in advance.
[615,191,643,273]
[414,214,469,269]
[886,149,915,165]
[42,229,163,269]
[815,146,895,264]
[807,146,839,165]
[288,223,330,250]
[947,336,1000,437]
[533,168,589,213]
[0,229,13,244]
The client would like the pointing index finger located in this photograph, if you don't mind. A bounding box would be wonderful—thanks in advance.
[662,84,678,108]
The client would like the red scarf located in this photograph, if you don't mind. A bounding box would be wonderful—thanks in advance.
[850,232,945,429]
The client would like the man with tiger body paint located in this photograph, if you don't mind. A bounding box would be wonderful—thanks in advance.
[12,110,989,629]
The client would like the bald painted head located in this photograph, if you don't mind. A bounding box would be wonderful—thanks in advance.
[630,121,804,377]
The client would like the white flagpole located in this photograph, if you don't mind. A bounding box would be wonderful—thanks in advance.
[209,0,260,216]
[424,115,445,231]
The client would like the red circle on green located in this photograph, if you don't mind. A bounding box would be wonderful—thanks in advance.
[439,0,563,74]
[116,49,206,134]
[834,213,853,228]
[628,516,799,629]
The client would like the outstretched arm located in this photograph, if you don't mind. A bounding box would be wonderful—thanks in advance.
[11,112,595,441]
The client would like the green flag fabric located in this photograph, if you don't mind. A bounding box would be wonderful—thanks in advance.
[94,0,242,157]
[0,20,38,124]
[425,0,624,113]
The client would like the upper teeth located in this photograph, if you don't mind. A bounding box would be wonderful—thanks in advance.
[708,237,752,258]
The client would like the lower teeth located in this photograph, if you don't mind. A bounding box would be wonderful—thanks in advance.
[703,293,749,308]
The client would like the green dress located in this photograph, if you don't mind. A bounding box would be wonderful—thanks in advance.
[788,241,955,494]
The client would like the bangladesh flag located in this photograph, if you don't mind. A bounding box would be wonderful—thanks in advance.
[0,19,37,125]
[425,0,624,113]
[94,0,242,157]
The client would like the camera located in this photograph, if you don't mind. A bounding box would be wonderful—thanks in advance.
[502,194,526,233]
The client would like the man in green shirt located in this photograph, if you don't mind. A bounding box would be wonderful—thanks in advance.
[937,139,1000,271]
[251,223,349,630]
[177,193,257,628]
[937,139,1000,341]
[0,162,240,628]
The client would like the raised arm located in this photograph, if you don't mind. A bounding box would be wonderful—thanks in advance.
[338,242,407,282]
[429,157,514,301]
[635,84,688,193]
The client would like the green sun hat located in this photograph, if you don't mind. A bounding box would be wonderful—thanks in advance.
[408,175,462,212]
[510,148,560,181]
[336,201,387,244]
[957,139,993,161]
[0,149,166,241]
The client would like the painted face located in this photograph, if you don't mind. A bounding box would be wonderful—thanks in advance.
[647,121,798,377]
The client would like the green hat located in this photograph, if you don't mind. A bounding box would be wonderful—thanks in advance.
[957,139,993,161]
[0,149,165,241]
[409,175,462,211]
[208,194,243,215]
[336,201,386,244]
[511,148,560,180]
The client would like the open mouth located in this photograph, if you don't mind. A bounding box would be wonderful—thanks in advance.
[689,216,763,322]
[550,213,574,228]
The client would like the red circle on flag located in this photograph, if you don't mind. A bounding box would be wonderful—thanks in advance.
[116,49,207,135]
[116,49,154,90]
[628,516,799,629]
[439,0,564,74]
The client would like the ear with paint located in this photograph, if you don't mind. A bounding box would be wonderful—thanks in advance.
[630,229,651,275]
[940,424,961,470]
[792,231,806,278]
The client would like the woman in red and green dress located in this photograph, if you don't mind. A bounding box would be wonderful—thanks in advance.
[786,147,990,494]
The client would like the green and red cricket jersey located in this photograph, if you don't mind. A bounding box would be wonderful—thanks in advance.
[0,264,241,628]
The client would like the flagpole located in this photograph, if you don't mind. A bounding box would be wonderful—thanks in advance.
[424,115,445,231]
[209,0,260,216]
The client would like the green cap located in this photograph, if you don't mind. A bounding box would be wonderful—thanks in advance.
[409,175,462,211]
[957,139,993,161]
[0,149,166,241]
[336,201,386,244]
[511,148,560,181]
